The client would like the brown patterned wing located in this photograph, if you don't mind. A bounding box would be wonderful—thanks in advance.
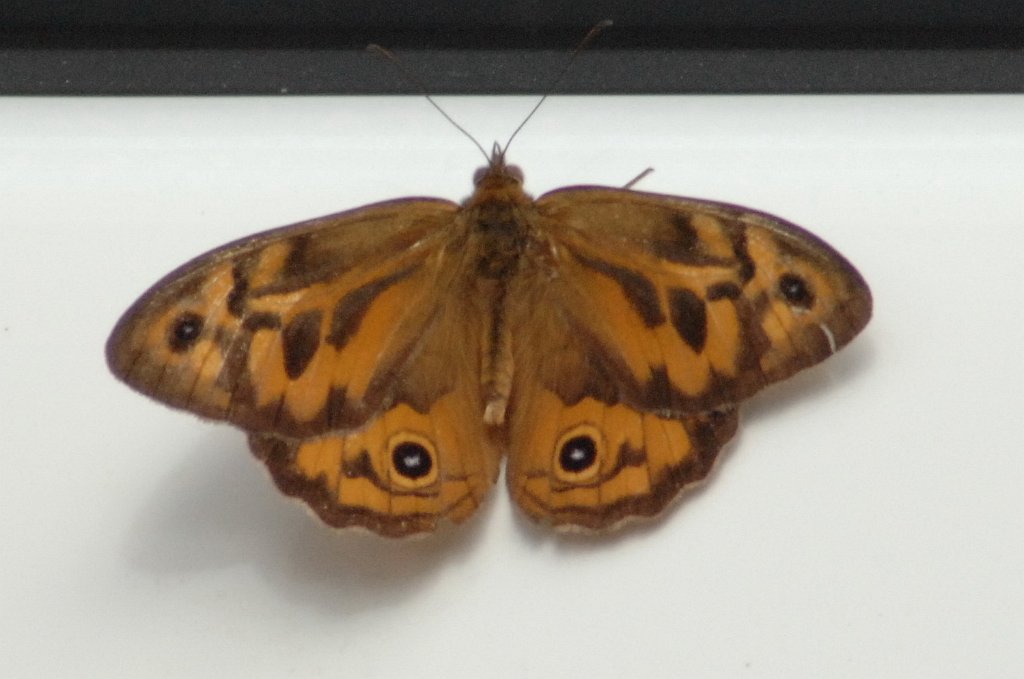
[107,199,499,536]
[245,288,500,536]
[505,187,872,530]
[107,198,459,433]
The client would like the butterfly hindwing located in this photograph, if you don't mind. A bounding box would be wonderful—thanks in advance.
[503,278,742,527]
[245,269,501,536]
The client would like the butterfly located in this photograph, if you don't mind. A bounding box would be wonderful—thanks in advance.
[107,141,871,537]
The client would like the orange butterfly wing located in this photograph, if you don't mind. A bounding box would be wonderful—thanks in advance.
[504,187,871,529]
[107,199,500,536]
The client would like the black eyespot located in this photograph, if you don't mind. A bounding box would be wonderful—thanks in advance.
[559,436,598,473]
[167,312,204,352]
[778,273,815,309]
[392,442,432,479]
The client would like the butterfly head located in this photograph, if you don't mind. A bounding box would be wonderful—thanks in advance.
[472,143,524,187]
[465,143,530,209]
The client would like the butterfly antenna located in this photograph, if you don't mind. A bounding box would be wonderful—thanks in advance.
[501,19,613,155]
[623,167,654,189]
[367,44,491,164]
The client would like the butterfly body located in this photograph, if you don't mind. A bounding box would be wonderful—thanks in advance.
[108,149,871,537]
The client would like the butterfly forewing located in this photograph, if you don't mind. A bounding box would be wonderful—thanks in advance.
[108,199,458,431]
[535,188,871,400]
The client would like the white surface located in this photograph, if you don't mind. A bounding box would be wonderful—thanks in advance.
[1,95,1022,678]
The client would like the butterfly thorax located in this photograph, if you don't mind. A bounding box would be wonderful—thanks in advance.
[463,164,537,281]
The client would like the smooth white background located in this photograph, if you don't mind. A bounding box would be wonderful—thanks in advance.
[1,95,1022,677]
